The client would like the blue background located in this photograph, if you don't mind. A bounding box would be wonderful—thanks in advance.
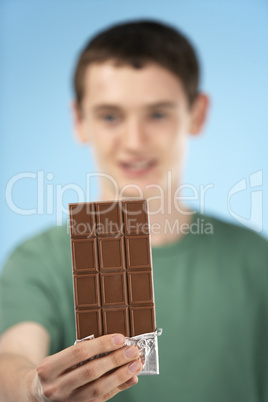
[1,0,268,269]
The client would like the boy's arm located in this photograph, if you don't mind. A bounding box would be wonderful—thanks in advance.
[0,322,142,401]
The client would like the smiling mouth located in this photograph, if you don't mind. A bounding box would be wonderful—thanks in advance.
[118,159,157,177]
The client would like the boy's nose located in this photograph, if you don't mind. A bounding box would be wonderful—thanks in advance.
[121,118,146,151]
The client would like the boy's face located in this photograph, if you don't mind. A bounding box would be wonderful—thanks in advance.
[74,61,207,199]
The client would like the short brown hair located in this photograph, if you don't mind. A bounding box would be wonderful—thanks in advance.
[73,19,200,108]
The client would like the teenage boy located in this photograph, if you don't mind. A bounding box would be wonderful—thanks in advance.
[0,20,267,402]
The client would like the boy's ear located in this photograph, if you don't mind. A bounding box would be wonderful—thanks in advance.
[71,100,90,144]
[189,93,210,135]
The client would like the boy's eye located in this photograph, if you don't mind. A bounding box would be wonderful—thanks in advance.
[151,111,166,120]
[101,114,118,122]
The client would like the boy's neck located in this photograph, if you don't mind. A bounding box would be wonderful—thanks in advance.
[98,189,193,247]
[147,198,193,246]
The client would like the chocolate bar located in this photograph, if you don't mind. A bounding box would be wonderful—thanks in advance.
[69,200,156,340]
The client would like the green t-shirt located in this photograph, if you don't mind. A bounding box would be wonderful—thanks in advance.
[0,212,267,402]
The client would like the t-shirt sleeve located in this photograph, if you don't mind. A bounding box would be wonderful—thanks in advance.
[0,235,63,355]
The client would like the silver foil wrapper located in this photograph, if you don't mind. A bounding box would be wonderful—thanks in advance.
[125,330,161,375]
[75,329,162,375]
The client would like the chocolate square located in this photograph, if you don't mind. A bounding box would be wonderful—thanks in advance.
[125,236,151,269]
[95,201,123,235]
[73,274,100,308]
[128,271,154,304]
[103,307,130,337]
[129,306,156,337]
[76,309,102,339]
[122,200,149,235]
[72,239,98,273]
[100,272,127,306]
[69,203,95,238]
[98,237,125,271]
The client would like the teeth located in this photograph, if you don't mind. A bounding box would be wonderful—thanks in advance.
[127,161,150,169]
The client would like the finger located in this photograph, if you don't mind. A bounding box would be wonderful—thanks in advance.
[102,377,139,401]
[56,345,140,396]
[70,360,142,401]
[37,334,125,380]
[118,375,139,390]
